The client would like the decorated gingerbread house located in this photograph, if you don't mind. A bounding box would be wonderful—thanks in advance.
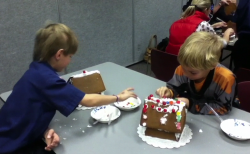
[140,94,187,141]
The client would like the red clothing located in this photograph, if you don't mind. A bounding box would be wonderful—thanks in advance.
[166,11,210,55]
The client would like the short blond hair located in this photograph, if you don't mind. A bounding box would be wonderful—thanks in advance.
[33,23,78,61]
[178,32,224,70]
[182,0,211,18]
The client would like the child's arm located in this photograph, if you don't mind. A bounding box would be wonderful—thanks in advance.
[79,88,137,107]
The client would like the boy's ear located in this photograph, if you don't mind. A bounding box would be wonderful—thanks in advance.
[55,49,64,60]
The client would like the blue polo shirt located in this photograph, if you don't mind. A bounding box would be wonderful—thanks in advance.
[0,61,85,153]
[232,0,250,37]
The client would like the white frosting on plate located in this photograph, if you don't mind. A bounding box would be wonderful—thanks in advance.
[114,97,141,111]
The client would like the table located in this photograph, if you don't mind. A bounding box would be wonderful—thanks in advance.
[1,62,250,154]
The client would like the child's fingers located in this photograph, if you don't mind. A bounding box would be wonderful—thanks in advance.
[159,87,167,98]
[51,133,60,147]
[46,129,55,139]
[125,87,134,91]
[45,132,60,150]
[125,91,137,98]
[155,89,160,96]
[131,93,137,98]
[45,129,55,150]
[164,89,170,98]
[45,147,52,151]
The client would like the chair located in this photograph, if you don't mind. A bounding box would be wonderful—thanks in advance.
[151,49,179,82]
[237,81,250,113]
[220,45,233,70]
[235,67,250,83]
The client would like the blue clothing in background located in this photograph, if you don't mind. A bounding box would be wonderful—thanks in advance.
[231,0,250,71]
[232,0,250,37]
[0,61,85,153]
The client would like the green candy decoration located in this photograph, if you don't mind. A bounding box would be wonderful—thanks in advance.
[177,115,182,122]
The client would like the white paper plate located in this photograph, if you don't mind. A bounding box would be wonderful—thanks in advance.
[114,97,141,111]
[91,105,121,123]
[220,119,250,140]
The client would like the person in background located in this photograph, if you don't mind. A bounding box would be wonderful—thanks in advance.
[0,23,137,154]
[182,0,232,23]
[158,32,236,115]
[166,0,234,55]
[231,0,250,72]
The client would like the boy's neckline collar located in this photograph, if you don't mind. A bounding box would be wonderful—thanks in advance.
[190,68,215,95]
[33,61,58,72]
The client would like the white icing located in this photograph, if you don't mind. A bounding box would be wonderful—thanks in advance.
[143,114,147,119]
[142,122,147,126]
[166,106,173,113]
[173,106,178,112]
[179,106,183,112]
[144,97,186,113]
[160,117,167,125]
[175,133,181,140]
[163,114,168,118]
[71,70,100,78]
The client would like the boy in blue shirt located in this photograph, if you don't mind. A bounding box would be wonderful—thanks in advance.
[0,23,136,153]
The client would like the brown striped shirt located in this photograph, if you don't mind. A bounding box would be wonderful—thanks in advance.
[167,64,236,115]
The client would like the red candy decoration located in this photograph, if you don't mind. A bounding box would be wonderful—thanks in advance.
[143,108,147,113]
[163,109,167,112]
[151,105,155,109]
[148,96,151,100]
[83,70,86,73]
[163,102,167,105]
[176,101,180,104]
[144,104,147,108]
[158,108,162,111]
[150,94,153,97]
[156,99,160,103]
[172,109,176,113]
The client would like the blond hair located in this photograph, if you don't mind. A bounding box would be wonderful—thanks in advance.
[182,0,211,18]
[178,32,223,70]
[33,23,78,61]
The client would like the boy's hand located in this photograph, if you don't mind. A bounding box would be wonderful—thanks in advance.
[224,28,235,36]
[156,87,171,98]
[177,97,189,108]
[221,0,231,5]
[44,129,60,151]
[117,88,137,101]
